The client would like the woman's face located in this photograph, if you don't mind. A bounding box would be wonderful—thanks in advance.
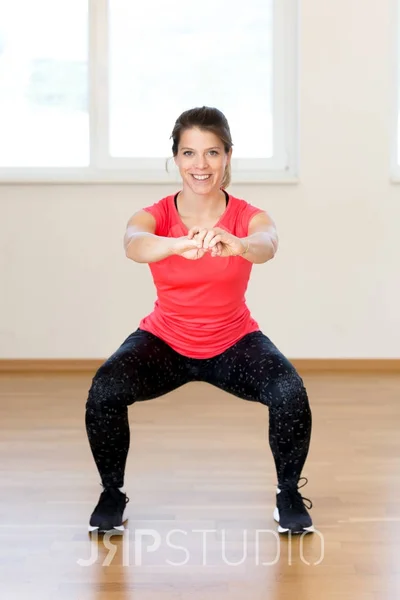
[174,127,231,194]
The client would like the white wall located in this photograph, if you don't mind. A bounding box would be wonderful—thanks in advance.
[1,0,399,359]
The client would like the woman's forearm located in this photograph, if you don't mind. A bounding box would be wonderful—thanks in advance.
[241,232,278,264]
[125,233,176,264]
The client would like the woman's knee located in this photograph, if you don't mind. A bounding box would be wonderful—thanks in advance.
[265,371,308,409]
[85,360,128,411]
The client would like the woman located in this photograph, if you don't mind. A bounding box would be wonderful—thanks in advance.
[85,106,314,535]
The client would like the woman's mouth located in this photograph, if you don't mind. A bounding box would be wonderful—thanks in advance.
[191,174,212,181]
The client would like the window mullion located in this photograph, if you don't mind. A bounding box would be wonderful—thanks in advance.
[272,0,298,176]
[89,0,109,169]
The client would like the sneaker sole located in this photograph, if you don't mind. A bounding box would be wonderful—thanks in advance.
[273,507,315,535]
[88,525,125,534]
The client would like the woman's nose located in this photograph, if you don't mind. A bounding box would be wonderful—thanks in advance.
[194,154,208,169]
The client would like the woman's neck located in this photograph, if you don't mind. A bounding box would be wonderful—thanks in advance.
[177,188,227,218]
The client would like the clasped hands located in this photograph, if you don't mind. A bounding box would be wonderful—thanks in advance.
[176,226,248,260]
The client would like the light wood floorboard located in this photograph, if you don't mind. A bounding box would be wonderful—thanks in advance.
[0,371,399,600]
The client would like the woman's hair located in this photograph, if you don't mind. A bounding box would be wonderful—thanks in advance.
[170,106,233,188]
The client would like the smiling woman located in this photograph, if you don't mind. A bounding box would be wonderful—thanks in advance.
[85,106,314,539]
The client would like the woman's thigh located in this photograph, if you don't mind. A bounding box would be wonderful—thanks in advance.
[87,328,192,407]
[201,331,305,407]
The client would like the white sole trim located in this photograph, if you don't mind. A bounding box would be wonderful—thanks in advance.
[88,524,125,534]
[273,507,315,534]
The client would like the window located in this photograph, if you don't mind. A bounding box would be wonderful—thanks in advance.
[0,0,89,169]
[393,0,400,181]
[0,0,298,183]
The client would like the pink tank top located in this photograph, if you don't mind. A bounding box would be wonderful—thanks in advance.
[138,192,263,358]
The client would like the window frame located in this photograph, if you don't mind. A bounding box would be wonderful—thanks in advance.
[0,0,299,184]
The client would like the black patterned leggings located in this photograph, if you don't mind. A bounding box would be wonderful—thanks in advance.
[85,329,312,489]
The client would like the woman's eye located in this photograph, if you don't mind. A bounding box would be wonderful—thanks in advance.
[182,150,219,157]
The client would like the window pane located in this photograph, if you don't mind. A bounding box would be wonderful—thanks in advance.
[0,0,88,167]
[109,0,273,159]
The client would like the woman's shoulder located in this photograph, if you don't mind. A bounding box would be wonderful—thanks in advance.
[141,194,177,235]
[227,193,264,218]
[142,194,173,213]
[225,193,264,235]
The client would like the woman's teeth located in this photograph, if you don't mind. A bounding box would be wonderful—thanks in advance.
[192,174,211,180]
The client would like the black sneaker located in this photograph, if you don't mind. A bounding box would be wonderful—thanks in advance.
[88,487,129,533]
[273,477,314,534]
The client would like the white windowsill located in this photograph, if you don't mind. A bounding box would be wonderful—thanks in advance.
[0,168,300,185]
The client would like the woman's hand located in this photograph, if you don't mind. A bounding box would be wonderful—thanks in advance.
[188,226,246,257]
[172,227,246,260]
[171,227,224,260]
[171,235,208,260]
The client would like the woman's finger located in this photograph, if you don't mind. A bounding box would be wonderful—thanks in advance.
[187,226,202,240]
[207,234,222,249]
[193,229,209,246]
[202,230,217,249]
[211,241,223,256]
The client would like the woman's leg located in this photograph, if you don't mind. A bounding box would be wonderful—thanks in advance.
[202,330,312,486]
[85,328,191,490]
[201,330,313,533]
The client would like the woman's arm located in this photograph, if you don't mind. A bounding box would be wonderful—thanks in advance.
[124,211,174,263]
[241,211,279,264]
[124,211,204,263]
[188,212,278,264]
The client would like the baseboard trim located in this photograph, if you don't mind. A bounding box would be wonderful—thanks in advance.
[0,359,399,373]
[291,359,400,372]
[0,360,103,373]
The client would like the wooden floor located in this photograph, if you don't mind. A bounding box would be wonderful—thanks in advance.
[1,371,400,600]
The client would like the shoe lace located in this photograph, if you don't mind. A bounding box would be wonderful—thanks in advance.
[279,477,313,511]
[100,487,130,510]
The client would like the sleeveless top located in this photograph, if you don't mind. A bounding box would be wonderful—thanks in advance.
[138,192,263,358]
